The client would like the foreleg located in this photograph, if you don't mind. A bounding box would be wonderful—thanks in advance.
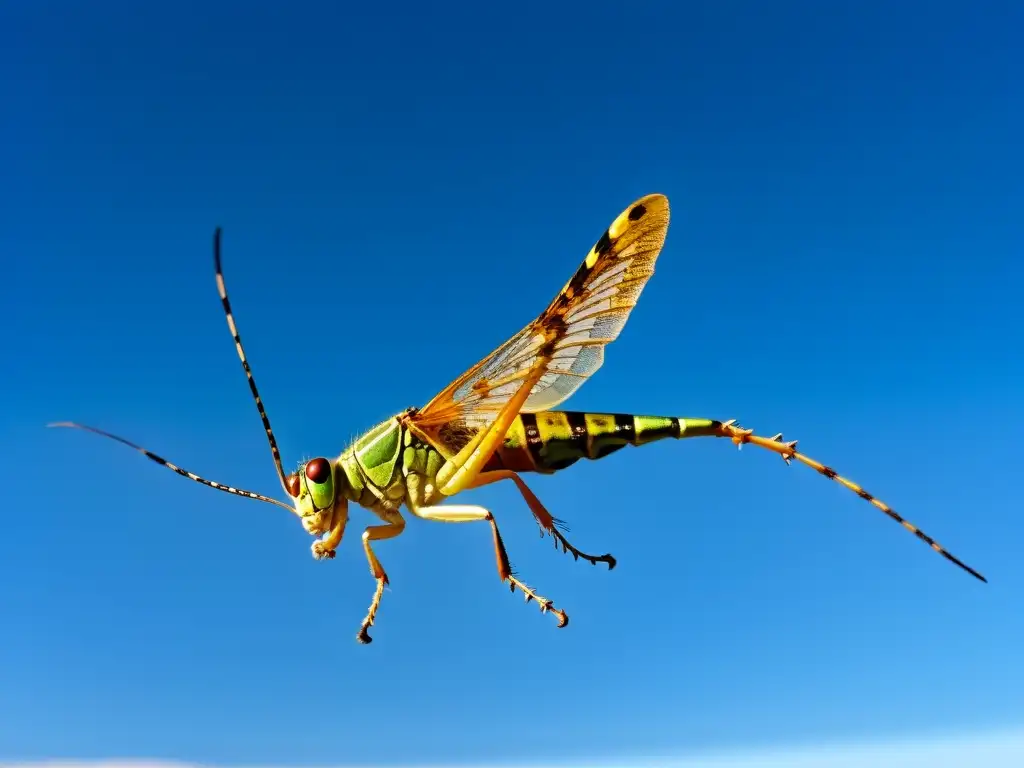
[310,500,349,560]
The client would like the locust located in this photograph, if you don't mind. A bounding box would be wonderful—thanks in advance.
[51,194,986,643]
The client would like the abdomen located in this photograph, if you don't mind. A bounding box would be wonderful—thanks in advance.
[481,411,720,474]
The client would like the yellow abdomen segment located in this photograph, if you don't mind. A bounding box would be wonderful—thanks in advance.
[482,411,721,474]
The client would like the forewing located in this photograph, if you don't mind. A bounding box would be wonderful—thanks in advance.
[411,193,670,456]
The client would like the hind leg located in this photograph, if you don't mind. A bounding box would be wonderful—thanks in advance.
[468,470,617,569]
[406,501,568,628]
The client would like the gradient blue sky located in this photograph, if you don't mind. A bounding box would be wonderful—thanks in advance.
[2,0,1023,764]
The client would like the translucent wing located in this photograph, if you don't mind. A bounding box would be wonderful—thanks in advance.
[411,193,670,457]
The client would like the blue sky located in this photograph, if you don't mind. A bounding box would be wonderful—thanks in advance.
[2,0,1022,764]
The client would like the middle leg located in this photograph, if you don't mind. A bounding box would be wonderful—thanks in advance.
[356,518,406,645]
[408,503,568,628]
[468,470,616,569]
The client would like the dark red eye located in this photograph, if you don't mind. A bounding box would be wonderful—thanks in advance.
[285,473,302,498]
[305,457,330,484]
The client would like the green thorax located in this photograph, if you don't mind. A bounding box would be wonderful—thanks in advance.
[337,416,405,504]
[336,414,446,509]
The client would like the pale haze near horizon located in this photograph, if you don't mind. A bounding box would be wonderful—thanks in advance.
[6,726,1024,768]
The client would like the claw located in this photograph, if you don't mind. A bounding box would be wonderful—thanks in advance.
[506,576,568,628]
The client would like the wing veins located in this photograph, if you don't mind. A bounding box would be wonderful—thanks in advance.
[411,194,671,454]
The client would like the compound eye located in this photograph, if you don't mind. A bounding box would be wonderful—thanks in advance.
[285,473,302,497]
[305,457,331,485]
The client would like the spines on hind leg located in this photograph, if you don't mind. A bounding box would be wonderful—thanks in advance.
[482,412,986,582]
[713,419,987,583]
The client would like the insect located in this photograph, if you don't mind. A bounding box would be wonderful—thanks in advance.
[51,194,986,643]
